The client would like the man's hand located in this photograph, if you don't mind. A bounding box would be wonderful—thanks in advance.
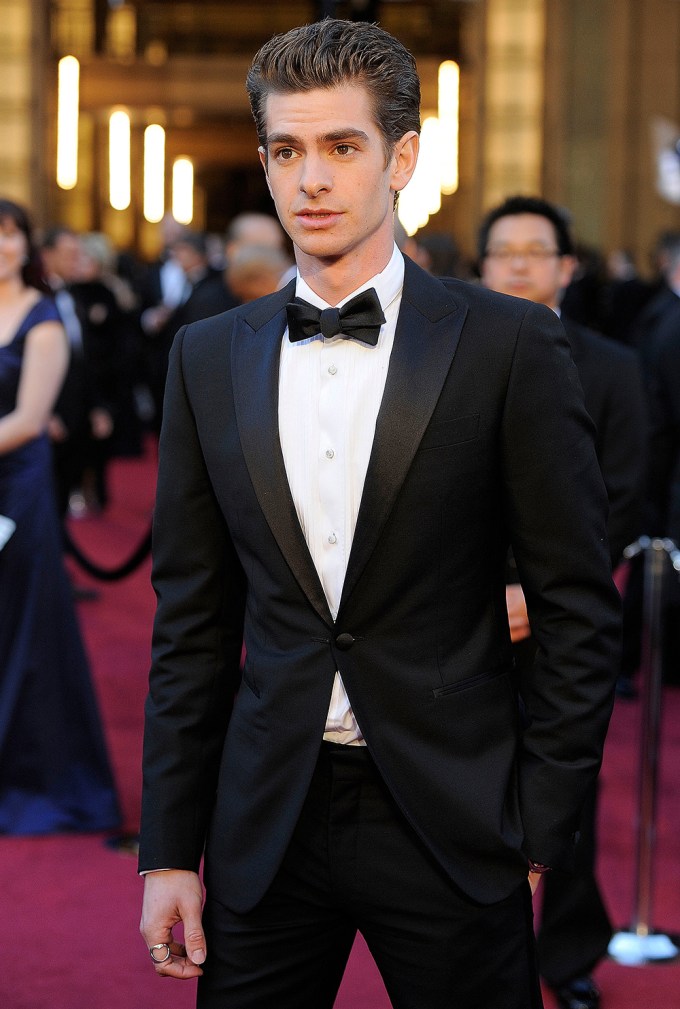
[506,584,531,643]
[140,869,206,978]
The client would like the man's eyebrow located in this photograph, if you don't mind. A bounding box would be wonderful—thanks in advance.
[265,128,370,148]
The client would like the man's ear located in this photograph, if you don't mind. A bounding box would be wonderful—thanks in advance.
[390,131,419,196]
[258,147,272,197]
[558,254,578,290]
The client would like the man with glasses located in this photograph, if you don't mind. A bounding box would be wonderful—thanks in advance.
[480,195,647,1009]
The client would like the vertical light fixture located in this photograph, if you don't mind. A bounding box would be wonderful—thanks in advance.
[438,60,460,195]
[397,117,442,237]
[109,109,131,210]
[144,124,165,223]
[57,55,80,190]
[172,157,194,224]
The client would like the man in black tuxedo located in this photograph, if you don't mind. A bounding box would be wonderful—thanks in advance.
[139,20,620,1009]
[480,195,647,1009]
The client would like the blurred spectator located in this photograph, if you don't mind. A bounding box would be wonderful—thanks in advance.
[561,241,608,331]
[415,231,473,280]
[479,194,647,1009]
[40,226,114,517]
[225,244,292,303]
[224,212,287,262]
[599,248,659,345]
[146,230,236,429]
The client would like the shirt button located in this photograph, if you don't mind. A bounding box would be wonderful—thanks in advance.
[328,532,338,545]
[328,364,337,375]
[325,448,335,459]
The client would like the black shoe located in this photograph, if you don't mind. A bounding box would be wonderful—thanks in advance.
[554,976,600,1009]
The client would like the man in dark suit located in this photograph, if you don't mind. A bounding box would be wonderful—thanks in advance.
[139,20,620,1009]
[480,195,647,1009]
[141,229,237,431]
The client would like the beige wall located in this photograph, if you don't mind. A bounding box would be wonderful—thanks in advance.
[0,0,49,215]
[544,0,680,270]
[20,0,680,269]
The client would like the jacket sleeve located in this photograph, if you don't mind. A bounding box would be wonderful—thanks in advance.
[595,348,648,565]
[138,324,246,873]
[501,303,621,870]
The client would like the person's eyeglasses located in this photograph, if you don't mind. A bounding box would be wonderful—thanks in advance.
[484,247,562,263]
[482,244,560,260]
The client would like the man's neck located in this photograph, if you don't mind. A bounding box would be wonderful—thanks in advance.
[295,241,395,306]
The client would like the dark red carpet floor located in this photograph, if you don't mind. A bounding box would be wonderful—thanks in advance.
[2,443,679,1008]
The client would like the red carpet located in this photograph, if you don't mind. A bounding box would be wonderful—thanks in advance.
[2,442,679,1008]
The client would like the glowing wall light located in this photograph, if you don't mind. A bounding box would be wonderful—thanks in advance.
[397,117,442,237]
[143,124,165,223]
[172,157,194,225]
[57,56,79,190]
[438,60,460,195]
[109,110,131,210]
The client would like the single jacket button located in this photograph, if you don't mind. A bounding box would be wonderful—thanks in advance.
[335,632,355,650]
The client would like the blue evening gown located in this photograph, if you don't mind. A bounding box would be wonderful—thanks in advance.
[0,297,121,834]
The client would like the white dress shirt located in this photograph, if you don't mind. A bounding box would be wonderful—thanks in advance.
[278,244,405,744]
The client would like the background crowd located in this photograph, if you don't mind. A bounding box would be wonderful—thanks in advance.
[1,193,679,1009]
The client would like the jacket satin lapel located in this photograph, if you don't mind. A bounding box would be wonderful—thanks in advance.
[232,284,334,626]
[340,261,468,611]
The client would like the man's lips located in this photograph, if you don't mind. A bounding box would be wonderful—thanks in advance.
[295,209,342,224]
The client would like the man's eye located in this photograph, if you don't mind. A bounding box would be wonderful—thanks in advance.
[335,144,352,155]
[276,148,296,161]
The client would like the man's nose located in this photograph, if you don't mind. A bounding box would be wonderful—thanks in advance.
[299,155,332,196]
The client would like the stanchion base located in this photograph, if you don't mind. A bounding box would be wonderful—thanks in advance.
[608,930,680,966]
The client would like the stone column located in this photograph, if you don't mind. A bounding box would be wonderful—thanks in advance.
[0,0,47,213]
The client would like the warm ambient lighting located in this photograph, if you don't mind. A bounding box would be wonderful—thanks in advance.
[172,157,194,225]
[438,60,460,195]
[398,60,460,236]
[398,117,442,237]
[143,125,165,223]
[109,110,131,210]
[56,56,79,190]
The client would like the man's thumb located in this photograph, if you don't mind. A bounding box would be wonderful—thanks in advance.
[184,922,207,964]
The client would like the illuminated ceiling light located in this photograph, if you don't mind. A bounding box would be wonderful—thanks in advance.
[56,56,79,190]
[172,157,194,225]
[438,60,460,195]
[109,109,131,210]
[143,124,165,223]
[397,117,442,237]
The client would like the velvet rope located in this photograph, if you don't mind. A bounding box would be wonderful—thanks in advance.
[62,522,152,581]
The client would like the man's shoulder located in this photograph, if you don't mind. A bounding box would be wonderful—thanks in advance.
[402,257,547,327]
[562,316,641,370]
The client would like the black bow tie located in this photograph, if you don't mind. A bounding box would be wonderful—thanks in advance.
[286,287,386,346]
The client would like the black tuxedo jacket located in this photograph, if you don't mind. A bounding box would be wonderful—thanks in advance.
[140,258,620,912]
[561,317,647,565]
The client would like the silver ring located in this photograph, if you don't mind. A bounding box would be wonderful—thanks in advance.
[149,942,172,964]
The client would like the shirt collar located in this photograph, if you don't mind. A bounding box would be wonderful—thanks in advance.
[295,243,404,315]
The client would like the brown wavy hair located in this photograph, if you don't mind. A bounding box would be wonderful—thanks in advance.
[246,18,421,164]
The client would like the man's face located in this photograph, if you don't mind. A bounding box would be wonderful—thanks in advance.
[259,83,417,279]
[480,213,575,309]
[43,233,82,284]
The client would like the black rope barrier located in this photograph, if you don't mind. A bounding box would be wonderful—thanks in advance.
[608,536,680,966]
[62,520,153,581]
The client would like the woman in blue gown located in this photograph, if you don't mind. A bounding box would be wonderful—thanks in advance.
[0,198,120,834]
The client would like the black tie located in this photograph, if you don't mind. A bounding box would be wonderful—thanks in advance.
[286,287,386,346]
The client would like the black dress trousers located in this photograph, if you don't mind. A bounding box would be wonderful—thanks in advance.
[198,742,543,1009]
